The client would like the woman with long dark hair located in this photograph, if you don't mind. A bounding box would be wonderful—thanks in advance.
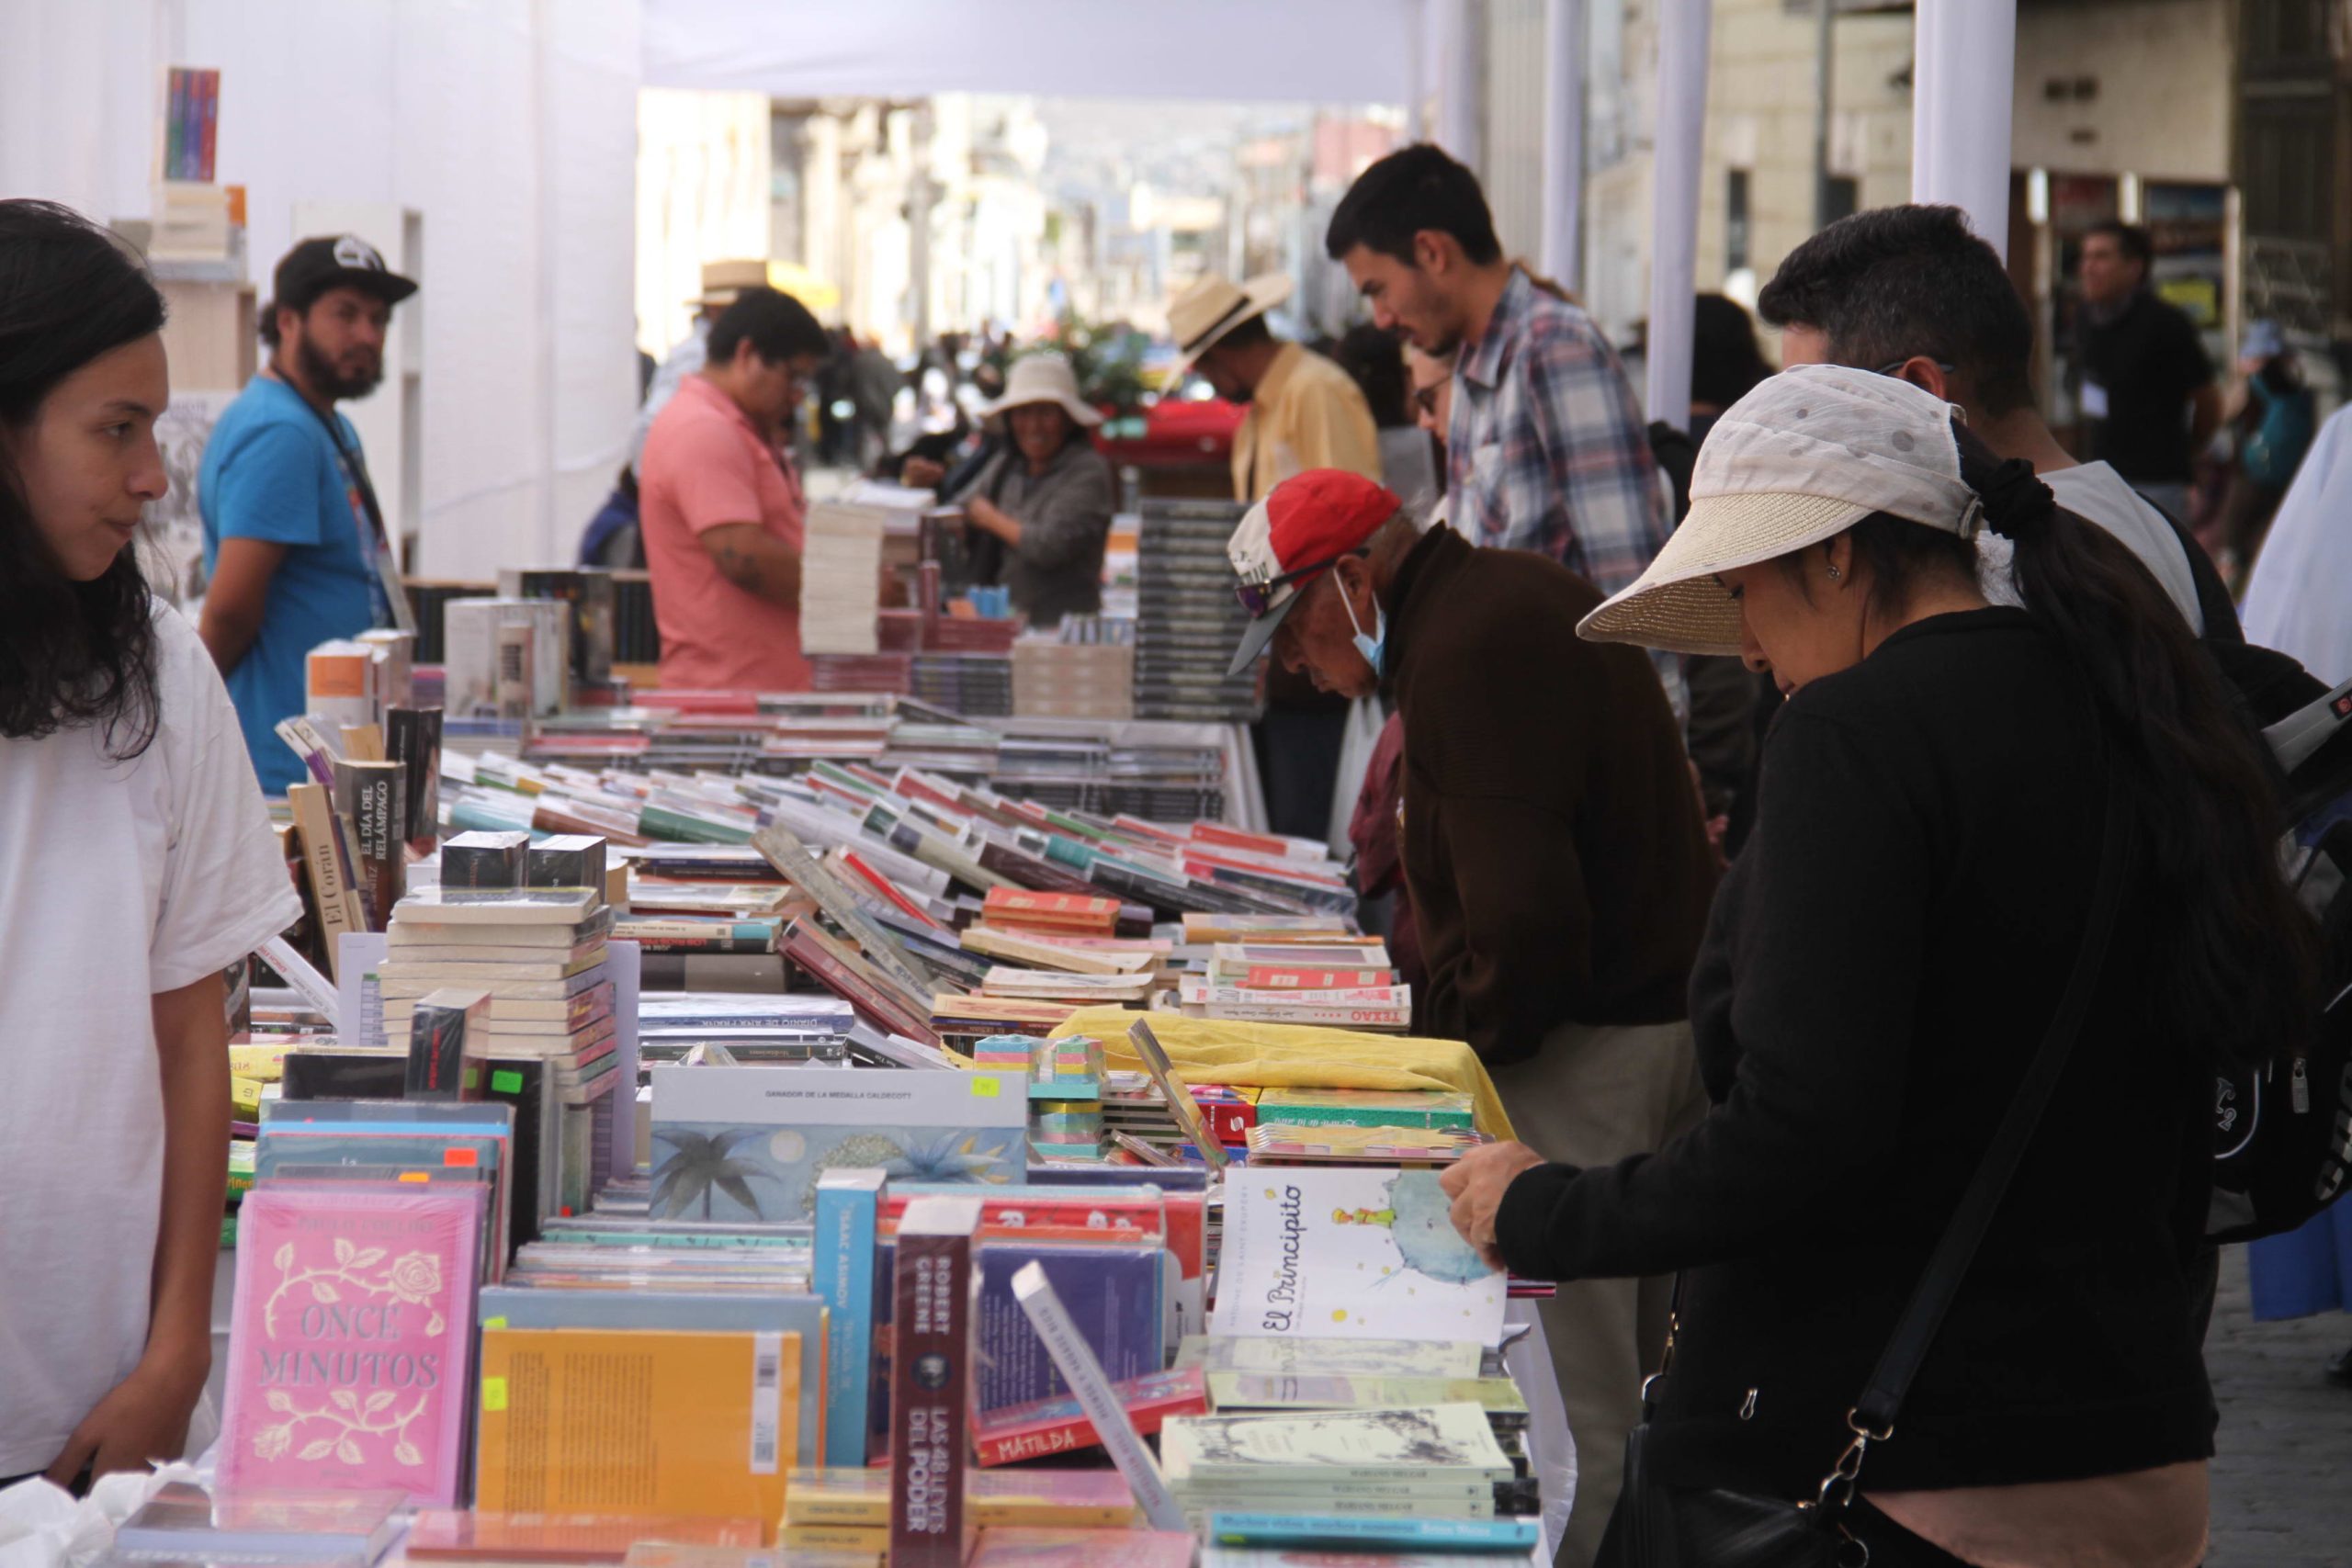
[1442,365,2312,1568]
[0,201,299,1484]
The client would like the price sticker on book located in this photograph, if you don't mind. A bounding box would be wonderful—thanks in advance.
[481,1376,508,1413]
[971,1075,1001,1098]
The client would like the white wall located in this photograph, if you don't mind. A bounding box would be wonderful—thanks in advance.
[2010,0,2233,182]
[0,0,641,581]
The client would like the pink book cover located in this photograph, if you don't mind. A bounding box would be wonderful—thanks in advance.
[219,1180,486,1504]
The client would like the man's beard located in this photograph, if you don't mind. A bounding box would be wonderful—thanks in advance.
[298,334,383,400]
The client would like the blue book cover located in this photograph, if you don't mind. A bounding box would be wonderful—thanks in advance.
[648,1065,1023,1222]
[473,1285,829,1467]
[811,1168,887,1468]
[1207,1514,1542,1552]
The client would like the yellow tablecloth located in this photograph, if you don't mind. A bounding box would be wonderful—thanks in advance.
[1046,1007,1515,1141]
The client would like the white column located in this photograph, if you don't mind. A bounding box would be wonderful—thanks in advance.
[1404,0,1428,143]
[1540,0,1585,290]
[1645,0,1711,431]
[1434,0,1482,172]
[1910,0,2017,261]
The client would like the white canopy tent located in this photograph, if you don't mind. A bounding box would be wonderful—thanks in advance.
[641,0,1416,104]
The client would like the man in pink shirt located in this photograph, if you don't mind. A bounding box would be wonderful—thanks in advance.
[639,286,830,691]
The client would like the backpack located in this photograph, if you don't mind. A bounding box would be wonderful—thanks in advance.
[2208,679,2352,1243]
[2243,377,2317,490]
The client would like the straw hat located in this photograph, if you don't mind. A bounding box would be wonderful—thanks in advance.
[692,258,771,308]
[1577,365,1984,656]
[1168,272,1294,375]
[976,353,1102,433]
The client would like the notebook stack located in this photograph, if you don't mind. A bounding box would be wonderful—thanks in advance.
[1180,942,1409,1031]
[1133,499,1258,722]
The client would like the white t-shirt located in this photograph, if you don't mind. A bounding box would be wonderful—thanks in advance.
[1976,461,2205,635]
[0,603,300,1475]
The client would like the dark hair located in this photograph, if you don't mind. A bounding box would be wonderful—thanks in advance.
[707,285,827,367]
[0,200,164,757]
[2086,220,2154,267]
[1324,143,1502,267]
[1790,422,2314,1066]
[1690,294,1770,412]
[1756,205,2037,417]
[1216,314,1274,355]
[1332,324,1411,428]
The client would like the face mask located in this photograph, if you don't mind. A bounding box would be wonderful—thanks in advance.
[1338,583,1387,678]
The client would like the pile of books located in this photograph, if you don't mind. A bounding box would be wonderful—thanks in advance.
[1180,941,1410,1031]
[379,881,616,1077]
[801,502,890,655]
[1134,499,1259,723]
[779,1465,1151,1554]
[1161,1404,1521,1527]
[1012,635,1134,722]
[983,887,1122,939]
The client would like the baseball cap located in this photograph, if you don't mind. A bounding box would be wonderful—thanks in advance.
[1577,364,1983,656]
[1224,468,1404,677]
[271,234,418,313]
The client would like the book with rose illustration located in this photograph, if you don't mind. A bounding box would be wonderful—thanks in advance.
[218,1180,488,1505]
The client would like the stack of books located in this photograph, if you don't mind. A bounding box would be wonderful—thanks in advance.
[800,502,889,655]
[378,886,617,1089]
[1180,941,1410,1031]
[1161,1404,1518,1526]
[1134,499,1259,723]
[981,887,1121,939]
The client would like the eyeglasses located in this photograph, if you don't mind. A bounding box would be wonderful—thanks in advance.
[1871,357,1959,378]
[1234,548,1365,615]
[1410,384,1444,418]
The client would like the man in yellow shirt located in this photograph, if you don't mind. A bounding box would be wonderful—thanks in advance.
[1170,274,1385,840]
[1170,273,1382,502]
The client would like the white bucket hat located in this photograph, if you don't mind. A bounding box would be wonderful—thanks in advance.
[1577,365,1985,656]
[977,352,1102,433]
[1168,272,1294,377]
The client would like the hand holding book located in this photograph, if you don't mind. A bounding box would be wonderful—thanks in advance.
[1437,1142,1547,1272]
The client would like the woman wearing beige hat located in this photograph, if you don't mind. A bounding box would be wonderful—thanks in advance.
[1440,365,2313,1567]
[901,351,1112,628]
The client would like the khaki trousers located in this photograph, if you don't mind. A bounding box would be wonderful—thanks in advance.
[1487,1018,1708,1568]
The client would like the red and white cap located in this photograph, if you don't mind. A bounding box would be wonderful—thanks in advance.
[1225,469,1405,676]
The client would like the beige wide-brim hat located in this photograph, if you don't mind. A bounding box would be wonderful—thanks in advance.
[976,352,1102,433]
[1577,365,1986,656]
[1168,272,1294,377]
[693,258,771,308]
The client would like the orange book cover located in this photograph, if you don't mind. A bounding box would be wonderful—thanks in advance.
[474,1328,798,1540]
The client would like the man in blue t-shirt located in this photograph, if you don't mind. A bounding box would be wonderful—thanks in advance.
[198,235,416,792]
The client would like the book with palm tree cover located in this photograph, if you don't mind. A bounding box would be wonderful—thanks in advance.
[648,1065,1024,1223]
[473,1325,798,1538]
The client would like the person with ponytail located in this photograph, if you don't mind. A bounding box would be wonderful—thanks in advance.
[1440,366,2314,1568]
[0,201,300,1484]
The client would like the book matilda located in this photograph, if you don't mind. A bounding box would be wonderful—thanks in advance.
[218,1181,488,1504]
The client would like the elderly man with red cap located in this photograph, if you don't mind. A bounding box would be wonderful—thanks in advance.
[1227,470,1719,1566]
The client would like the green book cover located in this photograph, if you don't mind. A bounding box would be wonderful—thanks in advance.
[1252,1088,1476,1131]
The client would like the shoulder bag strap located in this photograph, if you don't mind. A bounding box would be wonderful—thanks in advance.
[1819,753,2134,1501]
[275,371,417,636]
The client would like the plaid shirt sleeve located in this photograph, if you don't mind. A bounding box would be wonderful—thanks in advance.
[1510,311,1672,599]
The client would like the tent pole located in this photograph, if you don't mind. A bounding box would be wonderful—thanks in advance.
[1645,0,1710,432]
[1541,0,1585,292]
[1911,0,2017,261]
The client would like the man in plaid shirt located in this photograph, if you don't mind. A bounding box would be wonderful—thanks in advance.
[1327,144,1681,706]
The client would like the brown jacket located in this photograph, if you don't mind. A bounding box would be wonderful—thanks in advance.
[1385,525,1716,1065]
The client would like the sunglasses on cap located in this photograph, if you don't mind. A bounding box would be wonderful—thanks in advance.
[1234,547,1369,616]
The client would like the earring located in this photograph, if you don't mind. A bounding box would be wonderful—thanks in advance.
[1826,564,1842,581]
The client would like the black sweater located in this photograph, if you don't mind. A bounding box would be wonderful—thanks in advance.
[1496,608,2216,1496]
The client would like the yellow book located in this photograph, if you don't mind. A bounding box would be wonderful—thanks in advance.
[779,1525,890,1551]
[783,1469,1138,1530]
[226,1043,289,1082]
[230,1076,266,1122]
[475,1327,797,1539]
